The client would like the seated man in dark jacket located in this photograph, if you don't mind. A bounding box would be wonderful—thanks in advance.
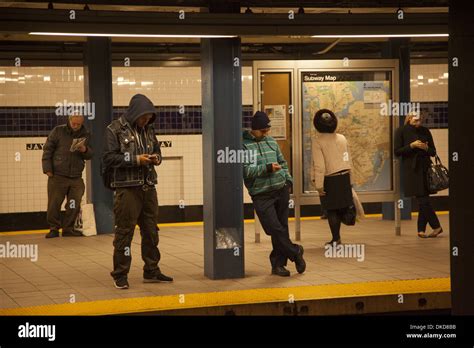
[103,94,172,289]
[42,114,93,238]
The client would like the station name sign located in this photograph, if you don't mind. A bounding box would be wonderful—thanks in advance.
[26,141,172,150]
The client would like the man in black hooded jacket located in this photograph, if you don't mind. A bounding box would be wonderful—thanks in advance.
[103,94,173,289]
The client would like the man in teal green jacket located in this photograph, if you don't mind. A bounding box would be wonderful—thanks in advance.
[243,111,306,277]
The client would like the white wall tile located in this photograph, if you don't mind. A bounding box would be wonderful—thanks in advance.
[411,64,448,102]
[0,64,448,216]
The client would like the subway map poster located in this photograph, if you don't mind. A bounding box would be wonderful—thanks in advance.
[302,71,393,193]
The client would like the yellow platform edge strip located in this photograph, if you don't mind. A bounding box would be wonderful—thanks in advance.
[0,211,449,236]
[0,277,450,316]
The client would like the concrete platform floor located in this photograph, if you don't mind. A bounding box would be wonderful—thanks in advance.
[0,213,450,311]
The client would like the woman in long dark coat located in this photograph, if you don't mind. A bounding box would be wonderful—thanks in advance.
[394,113,443,238]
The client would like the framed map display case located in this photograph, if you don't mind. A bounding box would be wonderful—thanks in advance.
[301,70,393,193]
[253,59,401,240]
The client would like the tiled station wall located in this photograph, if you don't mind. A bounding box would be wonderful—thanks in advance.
[0,66,253,214]
[0,63,448,215]
[410,63,449,197]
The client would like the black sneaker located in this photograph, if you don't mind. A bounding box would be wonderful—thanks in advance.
[114,277,129,289]
[325,239,342,246]
[143,271,173,283]
[271,266,290,277]
[62,230,83,237]
[45,230,59,239]
[294,245,306,274]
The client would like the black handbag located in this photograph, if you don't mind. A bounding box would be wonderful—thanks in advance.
[341,205,356,226]
[426,155,449,193]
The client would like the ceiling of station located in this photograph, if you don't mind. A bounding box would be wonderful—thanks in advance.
[0,0,449,61]
[0,0,449,12]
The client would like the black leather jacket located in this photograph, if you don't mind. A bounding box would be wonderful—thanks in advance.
[102,94,162,188]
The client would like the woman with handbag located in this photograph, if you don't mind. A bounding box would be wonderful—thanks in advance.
[311,109,355,245]
[394,112,443,238]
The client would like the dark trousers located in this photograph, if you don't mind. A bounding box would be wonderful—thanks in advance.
[416,195,441,232]
[320,199,328,217]
[327,209,343,241]
[252,184,299,268]
[47,175,85,233]
[111,186,161,280]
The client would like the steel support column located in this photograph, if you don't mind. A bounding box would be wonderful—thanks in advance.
[449,1,474,315]
[382,38,412,223]
[201,36,245,279]
[83,37,114,234]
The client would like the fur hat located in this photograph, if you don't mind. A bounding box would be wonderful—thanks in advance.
[313,109,337,133]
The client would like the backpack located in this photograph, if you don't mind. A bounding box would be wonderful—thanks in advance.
[100,160,115,190]
[101,121,122,191]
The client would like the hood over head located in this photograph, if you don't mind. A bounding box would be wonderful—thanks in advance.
[124,94,157,126]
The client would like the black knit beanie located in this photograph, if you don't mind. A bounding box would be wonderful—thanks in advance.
[251,111,272,130]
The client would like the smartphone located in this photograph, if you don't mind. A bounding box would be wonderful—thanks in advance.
[148,154,161,162]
